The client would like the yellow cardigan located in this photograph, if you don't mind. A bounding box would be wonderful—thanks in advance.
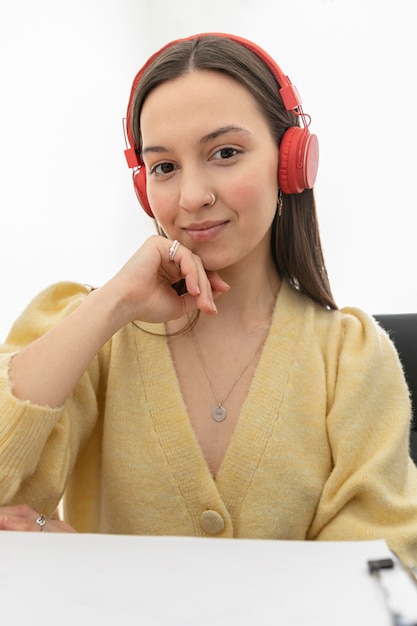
[1,280,417,564]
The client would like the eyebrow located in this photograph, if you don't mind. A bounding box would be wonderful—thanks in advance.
[142,125,251,156]
[200,125,251,144]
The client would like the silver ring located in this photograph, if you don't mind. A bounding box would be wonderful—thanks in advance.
[208,192,216,207]
[35,514,47,531]
[168,239,180,263]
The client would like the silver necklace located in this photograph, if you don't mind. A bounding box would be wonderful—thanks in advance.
[191,330,266,422]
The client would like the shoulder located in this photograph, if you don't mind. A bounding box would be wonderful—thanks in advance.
[24,281,92,311]
[5,281,92,347]
[281,281,397,361]
[313,302,404,385]
[329,304,394,355]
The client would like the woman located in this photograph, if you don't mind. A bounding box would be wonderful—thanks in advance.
[0,33,416,565]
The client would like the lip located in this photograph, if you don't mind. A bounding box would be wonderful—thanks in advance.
[182,220,229,242]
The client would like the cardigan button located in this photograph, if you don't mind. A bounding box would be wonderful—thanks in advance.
[200,510,225,535]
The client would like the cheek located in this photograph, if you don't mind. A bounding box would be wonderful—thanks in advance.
[146,187,175,227]
[229,151,279,205]
[226,168,278,214]
[229,180,265,204]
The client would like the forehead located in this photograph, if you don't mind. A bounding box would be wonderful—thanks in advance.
[140,69,268,143]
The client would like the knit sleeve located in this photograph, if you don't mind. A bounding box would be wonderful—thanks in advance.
[308,307,417,566]
[0,282,102,515]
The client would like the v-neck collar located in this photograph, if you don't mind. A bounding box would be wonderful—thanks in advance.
[134,280,306,510]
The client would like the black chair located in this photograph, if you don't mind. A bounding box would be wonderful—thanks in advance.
[373,313,417,465]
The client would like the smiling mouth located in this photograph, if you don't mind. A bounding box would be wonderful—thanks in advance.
[182,221,229,242]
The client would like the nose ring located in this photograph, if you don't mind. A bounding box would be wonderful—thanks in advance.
[208,193,216,207]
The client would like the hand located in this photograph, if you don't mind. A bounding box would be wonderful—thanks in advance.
[7,235,230,410]
[0,504,77,533]
[103,235,230,326]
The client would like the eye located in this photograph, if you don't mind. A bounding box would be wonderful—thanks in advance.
[212,147,240,160]
[149,162,176,176]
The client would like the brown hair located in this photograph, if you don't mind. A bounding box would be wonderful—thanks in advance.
[130,35,337,310]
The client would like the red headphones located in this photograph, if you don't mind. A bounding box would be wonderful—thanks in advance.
[124,33,319,217]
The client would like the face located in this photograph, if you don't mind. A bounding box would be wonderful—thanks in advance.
[140,69,279,273]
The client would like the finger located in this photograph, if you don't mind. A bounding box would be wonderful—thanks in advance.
[0,513,48,532]
[184,265,231,312]
[0,515,36,532]
[160,239,231,316]
[0,504,48,532]
[45,520,78,533]
[206,271,231,294]
[183,264,218,313]
[166,246,231,313]
[0,503,38,520]
[167,248,201,296]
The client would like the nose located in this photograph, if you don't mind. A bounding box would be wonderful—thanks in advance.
[178,167,213,211]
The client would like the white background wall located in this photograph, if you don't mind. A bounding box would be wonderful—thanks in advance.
[0,0,416,338]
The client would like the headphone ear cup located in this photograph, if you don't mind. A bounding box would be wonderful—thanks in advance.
[133,166,154,217]
[278,126,319,194]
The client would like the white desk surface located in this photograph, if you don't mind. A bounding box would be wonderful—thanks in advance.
[0,533,416,625]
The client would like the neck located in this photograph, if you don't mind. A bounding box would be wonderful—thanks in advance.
[211,251,281,324]
[167,249,281,336]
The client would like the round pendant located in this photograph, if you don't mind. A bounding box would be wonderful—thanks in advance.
[212,405,227,422]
